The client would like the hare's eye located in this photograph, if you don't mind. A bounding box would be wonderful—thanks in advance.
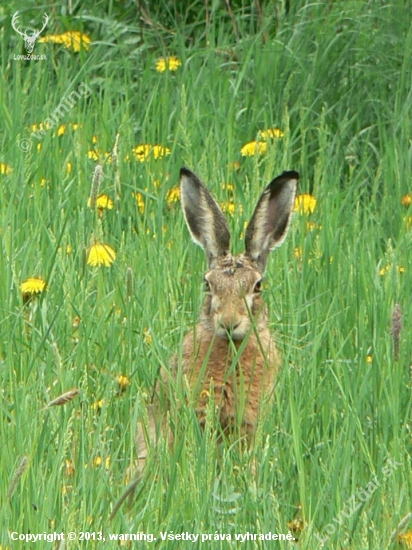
[203,279,211,292]
[254,279,262,293]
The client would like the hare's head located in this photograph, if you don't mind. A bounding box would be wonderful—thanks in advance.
[180,168,298,340]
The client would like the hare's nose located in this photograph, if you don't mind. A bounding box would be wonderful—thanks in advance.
[218,318,241,331]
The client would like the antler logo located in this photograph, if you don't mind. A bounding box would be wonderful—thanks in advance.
[12,11,49,54]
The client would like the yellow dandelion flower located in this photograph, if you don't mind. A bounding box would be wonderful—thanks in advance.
[36,142,42,152]
[294,247,302,259]
[87,243,116,267]
[40,177,47,187]
[294,194,317,214]
[258,127,284,140]
[378,265,389,276]
[366,355,373,364]
[56,124,66,136]
[38,31,91,52]
[155,56,182,73]
[66,162,72,174]
[71,122,79,130]
[132,144,151,162]
[132,192,145,213]
[220,201,242,215]
[379,264,405,276]
[66,244,72,254]
[91,135,98,144]
[38,34,66,45]
[30,121,51,133]
[116,375,130,391]
[131,144,170,162]
[225,202,236,215]
[401,193,412,207]
[92,456,102,467]
[152,144,171,159]
[20,277,46,296]
[166,186,180,203]
[221,182,235,192]
[86,149,99,161]
[397,530,412,546]
[91,399,104,410]
[240,140,267,157]
[91,456,110,469]
[0,162,12,174]
[87,194,113,210]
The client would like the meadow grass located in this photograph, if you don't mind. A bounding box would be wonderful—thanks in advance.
[1,0,411,548]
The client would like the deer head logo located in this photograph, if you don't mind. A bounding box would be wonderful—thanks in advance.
[12,11,49,54]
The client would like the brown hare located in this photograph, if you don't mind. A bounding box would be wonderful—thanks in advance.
[136,167,299,464]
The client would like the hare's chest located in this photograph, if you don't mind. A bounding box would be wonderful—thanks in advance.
[182,335,275,429]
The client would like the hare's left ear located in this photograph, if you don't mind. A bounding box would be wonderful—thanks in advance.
[180,167,231,269]
[244,170,299,271]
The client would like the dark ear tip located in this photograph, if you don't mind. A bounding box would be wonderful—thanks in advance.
[180,167,194,178]
[268,170,299,192]
[280,170,299,180]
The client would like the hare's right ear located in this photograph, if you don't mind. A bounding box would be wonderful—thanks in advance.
[180,167,231,269]
[244,170,299,271]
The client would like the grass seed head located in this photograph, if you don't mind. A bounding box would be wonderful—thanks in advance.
[89,164,103,209]
[46,388,79,408]
[390,303,402,361]
[7,456,28,499]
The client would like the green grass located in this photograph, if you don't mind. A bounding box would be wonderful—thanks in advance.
[1,1,412,548]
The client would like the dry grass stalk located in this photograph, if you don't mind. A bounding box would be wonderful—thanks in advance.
[43,389,79,410]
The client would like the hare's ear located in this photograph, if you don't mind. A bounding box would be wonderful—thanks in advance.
[180,167,231,268]
[244,170,299,271]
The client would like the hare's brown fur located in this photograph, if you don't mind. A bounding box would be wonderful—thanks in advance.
[136,167,298,463]
[178,256,279,435]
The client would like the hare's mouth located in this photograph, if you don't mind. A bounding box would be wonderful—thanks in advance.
[215,321,248,341]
